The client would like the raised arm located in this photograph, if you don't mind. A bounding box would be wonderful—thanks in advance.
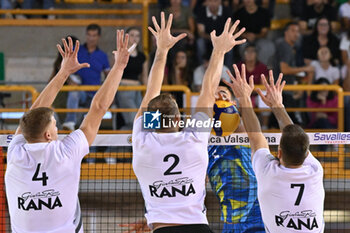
[134,12,186,121]
[15,37,89,135]
[224,64,268,155]
[196,18,246,116]
[80,30,132,145]
[256,71,293,131]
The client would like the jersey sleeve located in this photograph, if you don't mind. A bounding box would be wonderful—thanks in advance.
[183,112,211,141]
[60,129,89,162]
[132,116,145,145]
[7,134,26,162]
[252,148,276,177]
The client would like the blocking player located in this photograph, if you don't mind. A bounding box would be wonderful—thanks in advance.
[5,30,133,232]
[132,12,245,233]
[224,66,325,232]
[207,78,265,233]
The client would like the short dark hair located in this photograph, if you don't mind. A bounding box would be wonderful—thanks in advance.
[280,124,309,166]
[86,24,101,35]
[20,107,54,141]
[284,21,299,33]
[218,80,235,100]
[147,93,180,129]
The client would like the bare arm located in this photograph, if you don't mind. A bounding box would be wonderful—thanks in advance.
[224,64,268,155]
[141,59,149,85]
[134,12,186,120]
[280,62,313,75]
[256,71,293,132]
[196,19,246,116]
[15,38,89,135]
[80,30,132,145]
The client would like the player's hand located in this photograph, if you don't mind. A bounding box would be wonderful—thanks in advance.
[113,30,134,70]
[224,64,254,99]
[119,219,150,233]
[57,37,90,75]
[256,71,286,108]
[211,18,246,54]
[148,12,187,51]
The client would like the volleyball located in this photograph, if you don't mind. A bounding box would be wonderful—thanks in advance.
[211,100,241,137]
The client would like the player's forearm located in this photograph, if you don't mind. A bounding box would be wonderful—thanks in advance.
[239,97,263,134]
[201,49,225,97]
[271,103,293,131]
[30,69,70,110]
[144,48,168,99]
[90,66,124,113]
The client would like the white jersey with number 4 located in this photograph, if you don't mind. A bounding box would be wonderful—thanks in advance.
[132,112,211,229]
[5,130,89,233]
[252,148,325,233]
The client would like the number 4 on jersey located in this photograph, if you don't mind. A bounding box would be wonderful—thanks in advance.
[32,163,49,186]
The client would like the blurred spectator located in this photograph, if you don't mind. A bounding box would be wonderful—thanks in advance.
[192,52,231,92]
[165,0,195,45]
[340,29,350,78]
[306,78,338,129]
[290,0,307,19]
[274,22,314,85]
[272,22,314,126]
[237,43,269,129]
[165,50,193,107]
[62,24,110,131]
[196,0,233,66]
[49,36,80,129]
[233,0,275,66]
[310,46,340,84]
[302,17,341,66]
[237,43,268,84]
[232,0,275,17]
[299,0,338,34]
[165,0,196,62]
[116,27,148,130]
[339,0,350,31]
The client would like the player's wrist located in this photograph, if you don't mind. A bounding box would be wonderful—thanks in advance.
[237,96,252,107]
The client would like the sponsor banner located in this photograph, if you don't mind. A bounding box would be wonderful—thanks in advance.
[0,133,349,147]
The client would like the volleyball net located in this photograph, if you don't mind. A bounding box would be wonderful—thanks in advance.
[0,133,350,232]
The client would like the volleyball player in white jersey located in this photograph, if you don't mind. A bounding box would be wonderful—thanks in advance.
[223,66,325,232]
[132,12,246,233]
[5,30,133,233]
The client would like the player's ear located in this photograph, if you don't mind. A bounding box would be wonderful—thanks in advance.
[277,147,282,159]
[44,130,52,142]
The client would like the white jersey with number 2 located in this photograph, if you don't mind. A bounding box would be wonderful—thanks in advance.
[132,112,211,229]
[5,130,89,233]
[252,148,325,233]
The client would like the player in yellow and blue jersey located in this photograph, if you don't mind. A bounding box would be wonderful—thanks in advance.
[207,81,265,233]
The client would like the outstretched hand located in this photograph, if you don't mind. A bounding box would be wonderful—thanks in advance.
[148,12,187,51]
[119,219,150,233]
[256,71,286,108]
[113,29,133,69]
[223,64,254,99]
[211,18,246,54]
[57,37,90,75]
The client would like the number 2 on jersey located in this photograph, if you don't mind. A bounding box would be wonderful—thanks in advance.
[291,183,305,206]
[163,154,182,176]
[32,163,49,186]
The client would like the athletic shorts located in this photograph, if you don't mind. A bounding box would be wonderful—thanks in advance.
[153,224,214,233]
[222,221,265,233]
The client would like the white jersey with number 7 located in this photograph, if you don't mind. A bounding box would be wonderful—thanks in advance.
[252,148,325,233]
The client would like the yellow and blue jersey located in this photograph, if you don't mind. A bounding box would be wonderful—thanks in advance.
[207,145,265,233]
